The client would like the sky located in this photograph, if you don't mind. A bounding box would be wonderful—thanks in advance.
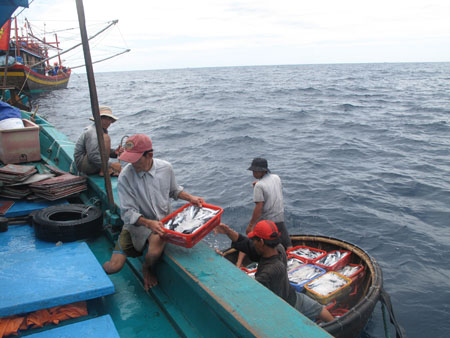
[11,0,450,72]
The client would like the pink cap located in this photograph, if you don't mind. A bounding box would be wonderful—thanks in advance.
[119,134,153,163]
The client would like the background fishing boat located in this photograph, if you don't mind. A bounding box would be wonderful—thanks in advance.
[0,18,71,93]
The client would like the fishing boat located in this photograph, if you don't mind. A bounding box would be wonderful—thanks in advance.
[0,18,71,94]
[223,235,404,338]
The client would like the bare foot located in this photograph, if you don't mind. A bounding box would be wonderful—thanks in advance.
[143,265,158,290]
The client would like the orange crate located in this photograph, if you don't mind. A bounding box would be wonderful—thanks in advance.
[315,250,352,271]
[287,245,327,264]
[240,267,257,279]
[161,203,223,248]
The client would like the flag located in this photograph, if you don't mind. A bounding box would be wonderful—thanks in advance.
[0,19,12,51]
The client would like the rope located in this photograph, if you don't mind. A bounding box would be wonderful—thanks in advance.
[81,205,94,218]
[382,303,391,338]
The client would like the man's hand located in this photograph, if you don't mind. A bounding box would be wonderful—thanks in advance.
[140,218,165,237]
[114,145,124,156]
[245,224,254,234]
[189,195,204,207]
[110,162,122,173]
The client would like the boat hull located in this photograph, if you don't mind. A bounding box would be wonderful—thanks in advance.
[223,234,383,338]
[0,64,71,93]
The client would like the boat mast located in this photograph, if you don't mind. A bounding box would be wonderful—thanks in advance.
[55,33,61,66]
[14,17,19,58]
[75,0,115,210]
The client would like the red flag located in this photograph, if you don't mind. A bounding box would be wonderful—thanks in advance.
[0,19,12,51]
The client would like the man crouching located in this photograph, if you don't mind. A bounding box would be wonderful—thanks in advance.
[103,134,204,290]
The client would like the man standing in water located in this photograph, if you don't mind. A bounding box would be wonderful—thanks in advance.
[237,157,292,267]
[103,134,204,289]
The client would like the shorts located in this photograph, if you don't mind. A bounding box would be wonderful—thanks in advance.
[294,292,323,321]
[113,229,143,258]
[79,154,100,175]
[275,221,292,249]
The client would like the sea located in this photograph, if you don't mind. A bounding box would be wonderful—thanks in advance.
[32,62,450,338]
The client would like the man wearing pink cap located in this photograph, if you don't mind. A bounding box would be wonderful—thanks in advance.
[214,220,334,323]
[103,134,204,290]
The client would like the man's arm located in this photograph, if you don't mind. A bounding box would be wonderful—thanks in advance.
[246,201,263,234]
[178,191,204,207]
[215,223,260,260]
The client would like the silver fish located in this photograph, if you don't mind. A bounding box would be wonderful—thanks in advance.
[289,264,324,285]
[290,247,323,260]
[307,272,349,296]
[164,206,219,234]
[316,251,349,267]
[336,265,359,277]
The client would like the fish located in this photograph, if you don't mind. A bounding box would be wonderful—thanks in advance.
[289,264,324,284]
[316,251,349,267]
[307,272,349,296]
[290,247,323,260]
[164,205,219,234]
[336,265,359,277]
[287,257,304,273]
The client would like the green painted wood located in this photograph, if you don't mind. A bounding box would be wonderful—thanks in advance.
[87,236,181,338]
[159,243,332,338]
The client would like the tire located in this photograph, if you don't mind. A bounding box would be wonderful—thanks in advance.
[33,204,103,242]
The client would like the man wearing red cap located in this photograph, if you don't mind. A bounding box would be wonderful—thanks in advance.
[214,220,334,323]
[103,134,204,290]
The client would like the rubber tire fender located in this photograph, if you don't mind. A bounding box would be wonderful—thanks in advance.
[33,204,103,242]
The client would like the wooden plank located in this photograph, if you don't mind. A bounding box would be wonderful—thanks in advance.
[160,242,332,338]
[0,241,115,316]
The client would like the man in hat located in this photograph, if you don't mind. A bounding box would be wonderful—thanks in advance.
[214,220,334,323]
[236,157,292,267]
[102,134,204,290]
[74,105,122,176]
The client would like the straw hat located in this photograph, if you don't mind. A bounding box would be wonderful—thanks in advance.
[89,106,118,122]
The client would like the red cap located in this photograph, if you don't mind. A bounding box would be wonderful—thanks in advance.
[119,134,153,163]
[248,220,280,240]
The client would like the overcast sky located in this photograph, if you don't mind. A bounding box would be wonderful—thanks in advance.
[14,0,450,72]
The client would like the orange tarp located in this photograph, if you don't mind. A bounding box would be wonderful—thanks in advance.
[0,301,87,337]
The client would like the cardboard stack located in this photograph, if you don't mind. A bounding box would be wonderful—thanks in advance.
[29,174,87,200]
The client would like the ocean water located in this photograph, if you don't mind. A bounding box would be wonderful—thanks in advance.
[33,62,450,338]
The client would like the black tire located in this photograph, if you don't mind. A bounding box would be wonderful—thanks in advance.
[33,204,103,242]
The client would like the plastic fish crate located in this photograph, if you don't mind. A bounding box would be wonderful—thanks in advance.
[335,263,365,282]
[161,203,223,248]
[288,264,326,293]
[286,245,327,264]
[0,119,41,164]
[304,271,352,305]
[240,267,257,279]
[314,250,352,271]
